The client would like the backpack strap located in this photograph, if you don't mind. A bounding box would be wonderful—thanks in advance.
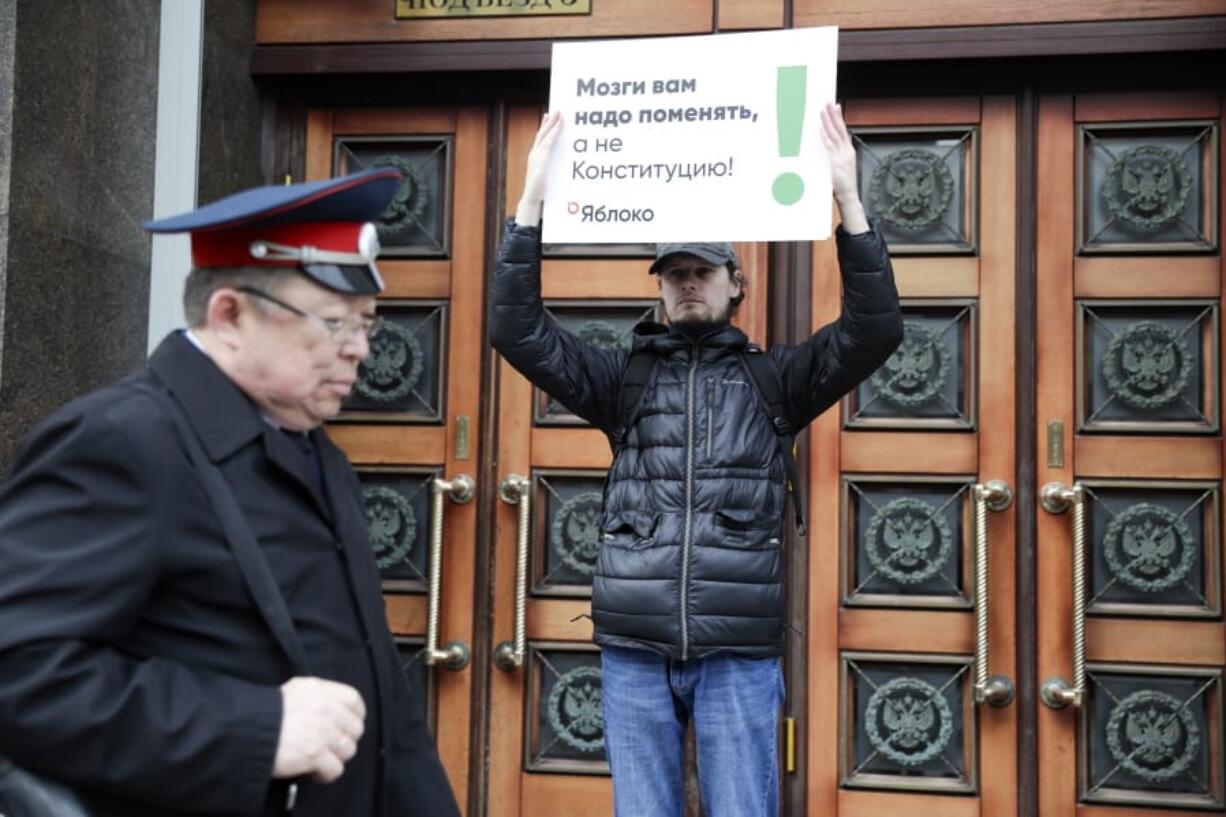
[608,346,658,453]
[738,347,806,536]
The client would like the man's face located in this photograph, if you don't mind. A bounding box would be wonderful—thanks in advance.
[657,254,742,327]
[233,276,376,430]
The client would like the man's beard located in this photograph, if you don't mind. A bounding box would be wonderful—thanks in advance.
[670,314,729,337]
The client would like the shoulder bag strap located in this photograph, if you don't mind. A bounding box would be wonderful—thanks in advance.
[153,387,311,676]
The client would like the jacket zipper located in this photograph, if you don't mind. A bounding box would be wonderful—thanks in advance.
[681,349,698,660]
[705,377,715,461]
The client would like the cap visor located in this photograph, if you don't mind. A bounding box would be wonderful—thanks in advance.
[649,249,730,274]
[301,263,383,295]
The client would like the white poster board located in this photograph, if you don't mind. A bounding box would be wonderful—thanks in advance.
[542,26,838,244]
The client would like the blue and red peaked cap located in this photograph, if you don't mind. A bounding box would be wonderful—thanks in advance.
[143,167,404,296]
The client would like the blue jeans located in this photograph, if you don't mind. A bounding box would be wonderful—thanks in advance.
[600,645,784,817]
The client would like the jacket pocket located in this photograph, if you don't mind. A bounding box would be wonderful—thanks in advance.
[712,378,772,468]
[602,511,661,549]
[713,509,781,550]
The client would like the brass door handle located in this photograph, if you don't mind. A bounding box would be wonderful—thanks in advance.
[494,475,531,671]
[425,474,474,670]
[1040,482,1086,708]
[973,480,1015,707]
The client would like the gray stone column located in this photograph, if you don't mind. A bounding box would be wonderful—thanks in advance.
[0,1,161,467]
[199,0,262,203]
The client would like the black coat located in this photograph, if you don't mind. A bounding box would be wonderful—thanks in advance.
[0,333,459,817]
[491,220,902,659]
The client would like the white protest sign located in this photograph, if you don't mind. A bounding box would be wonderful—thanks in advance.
[542,27,838,244]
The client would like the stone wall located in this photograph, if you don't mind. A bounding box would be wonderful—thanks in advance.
[0,1,161,467]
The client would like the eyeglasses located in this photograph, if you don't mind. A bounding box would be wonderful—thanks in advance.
[236,286,383,342]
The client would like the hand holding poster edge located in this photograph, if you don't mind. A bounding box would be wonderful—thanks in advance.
[539,27,840,244]
[818,102,870,236]
[514,111,564,229]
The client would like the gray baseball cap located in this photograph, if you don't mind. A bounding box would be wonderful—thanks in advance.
[649,242,739,274]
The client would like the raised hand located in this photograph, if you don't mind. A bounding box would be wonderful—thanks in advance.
[516,110,564,228]
[818,102,868,235]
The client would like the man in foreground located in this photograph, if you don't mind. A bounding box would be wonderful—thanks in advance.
[0,168,460,817]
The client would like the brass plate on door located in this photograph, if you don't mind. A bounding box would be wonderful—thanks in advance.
[1047,419,1064,468]
[455,415,471,461]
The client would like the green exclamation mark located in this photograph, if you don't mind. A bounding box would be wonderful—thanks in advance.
[772,65,806,205]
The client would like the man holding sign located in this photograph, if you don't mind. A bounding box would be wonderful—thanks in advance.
[491,97,901,814]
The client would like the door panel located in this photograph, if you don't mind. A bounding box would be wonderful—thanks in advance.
[808,96,1019,816]
[1037,91,1226,815]
[308,106,490,814]
[487,104,620,817]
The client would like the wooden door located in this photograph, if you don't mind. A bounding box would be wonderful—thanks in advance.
[805,96,1021,817]
[485,104,770,816]
[1037,90,1226,816]
[307,106,489,813]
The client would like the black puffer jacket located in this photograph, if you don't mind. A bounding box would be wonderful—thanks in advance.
[490,219,902,659]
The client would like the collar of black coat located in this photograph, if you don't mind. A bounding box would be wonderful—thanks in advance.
[147,331,276,462]
[631,320,749,352]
